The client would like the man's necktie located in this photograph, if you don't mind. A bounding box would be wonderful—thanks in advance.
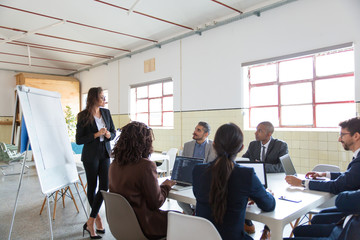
[261,146,266,162]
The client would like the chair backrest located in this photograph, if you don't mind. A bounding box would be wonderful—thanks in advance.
[101,190,148,240]
[166,148,178,172]
[310,164,340,209]
[167,211,222,240]
[312,164,340,172]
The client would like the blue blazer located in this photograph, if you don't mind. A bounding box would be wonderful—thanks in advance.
[309,153,360,194]
[242,138,288,173]
[193,161,276,240]
[335,190,360,240]
[76,108,116,162]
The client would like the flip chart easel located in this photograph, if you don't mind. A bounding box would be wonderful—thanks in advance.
[8,85,88,240]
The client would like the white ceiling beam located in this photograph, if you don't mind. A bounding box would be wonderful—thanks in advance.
[0,20,66,45]
[128,0,141,15]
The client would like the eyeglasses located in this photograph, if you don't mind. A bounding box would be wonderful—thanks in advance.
[100,96,106,101]
[339,132,351,138]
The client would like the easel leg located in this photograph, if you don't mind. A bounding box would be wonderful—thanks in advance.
[8,142,29,240]
[46,194,54,240]
[74,183,89,219]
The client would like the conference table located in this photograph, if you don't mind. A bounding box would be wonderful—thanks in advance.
[167,173,334,239]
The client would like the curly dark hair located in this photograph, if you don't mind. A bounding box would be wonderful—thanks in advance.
[112,121,154,166]
[77,87,103,127]
[210,123,243,224]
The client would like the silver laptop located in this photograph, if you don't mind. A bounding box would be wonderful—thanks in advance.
[236,161,268,188]
[279,154,297,176]
[171,156,203,191]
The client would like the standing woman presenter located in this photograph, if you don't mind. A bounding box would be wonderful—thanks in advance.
[76,87,116,239]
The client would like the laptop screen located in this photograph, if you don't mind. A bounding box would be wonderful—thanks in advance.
[280,154,297,176]
[171,156,204,185]
[236,161,268,188]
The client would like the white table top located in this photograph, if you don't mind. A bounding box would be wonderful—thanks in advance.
[166,173,334,239]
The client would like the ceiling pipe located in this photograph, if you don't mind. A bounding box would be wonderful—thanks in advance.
[70,0,298,76]
[0,20,65,45]
[0,38,114,59]
[94,0,194,31]
[0,4,157,43]
[0,60,77,71]
[0,25,130,52]
[0,51,92,66]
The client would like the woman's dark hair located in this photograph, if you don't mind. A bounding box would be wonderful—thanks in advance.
[77,87,103,126]
[112,121,154,166]
[210,123,243,224]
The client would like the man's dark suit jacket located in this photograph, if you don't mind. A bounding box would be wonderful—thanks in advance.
[335,190,360,240]
[309,152,360,194]
[76,108,116,162]
[242,138,288,173]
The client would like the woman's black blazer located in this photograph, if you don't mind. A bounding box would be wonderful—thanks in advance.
[76,108,116,162]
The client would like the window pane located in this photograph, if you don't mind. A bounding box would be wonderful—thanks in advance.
[281,105,313,126]
[163,112,174,127]
[137,99,148,113]
[316,50,354,76]
[149,98,161,112]
[250,107,279,127]
[315,77,354,103]
[163,96,173,111]
[250,85,278,106]
[279,57,313,82]
[249,64,277,84]
[163,81,173,95]
[149,83,162,98]
[150,112,162,126]
[281,83,312,105]
[137,113,148,125]
[137,86,148,98]
[316,103,355,127]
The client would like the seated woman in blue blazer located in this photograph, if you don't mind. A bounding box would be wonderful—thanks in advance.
[192,123,276,240]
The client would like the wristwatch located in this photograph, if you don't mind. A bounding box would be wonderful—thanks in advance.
[301,180,306,187]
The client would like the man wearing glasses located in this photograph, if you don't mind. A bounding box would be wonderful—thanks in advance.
[286,117,360,193]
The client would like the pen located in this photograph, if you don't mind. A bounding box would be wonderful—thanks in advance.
[278,196,302,203]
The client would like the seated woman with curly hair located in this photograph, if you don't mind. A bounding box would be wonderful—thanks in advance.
[109,121,175,240]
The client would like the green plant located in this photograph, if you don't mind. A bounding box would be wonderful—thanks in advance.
[64,106,77,142]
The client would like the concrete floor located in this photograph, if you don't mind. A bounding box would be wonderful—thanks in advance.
[0,162,300,240]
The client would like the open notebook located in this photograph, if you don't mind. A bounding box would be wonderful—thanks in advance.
[171,156,203,191]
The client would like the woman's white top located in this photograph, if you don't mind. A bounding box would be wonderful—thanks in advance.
[94,115,105,142]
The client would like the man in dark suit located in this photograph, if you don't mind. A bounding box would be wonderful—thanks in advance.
[283,190,360,240]
[242,121,288,238]
[285,117,360,194]
[243,121,288,173]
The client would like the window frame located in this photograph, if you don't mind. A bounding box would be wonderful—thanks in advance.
[130,79,173,128]
[247,47,355,129]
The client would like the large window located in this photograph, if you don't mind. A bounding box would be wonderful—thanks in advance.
[130,79,173,127]
[246,46,355,128]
